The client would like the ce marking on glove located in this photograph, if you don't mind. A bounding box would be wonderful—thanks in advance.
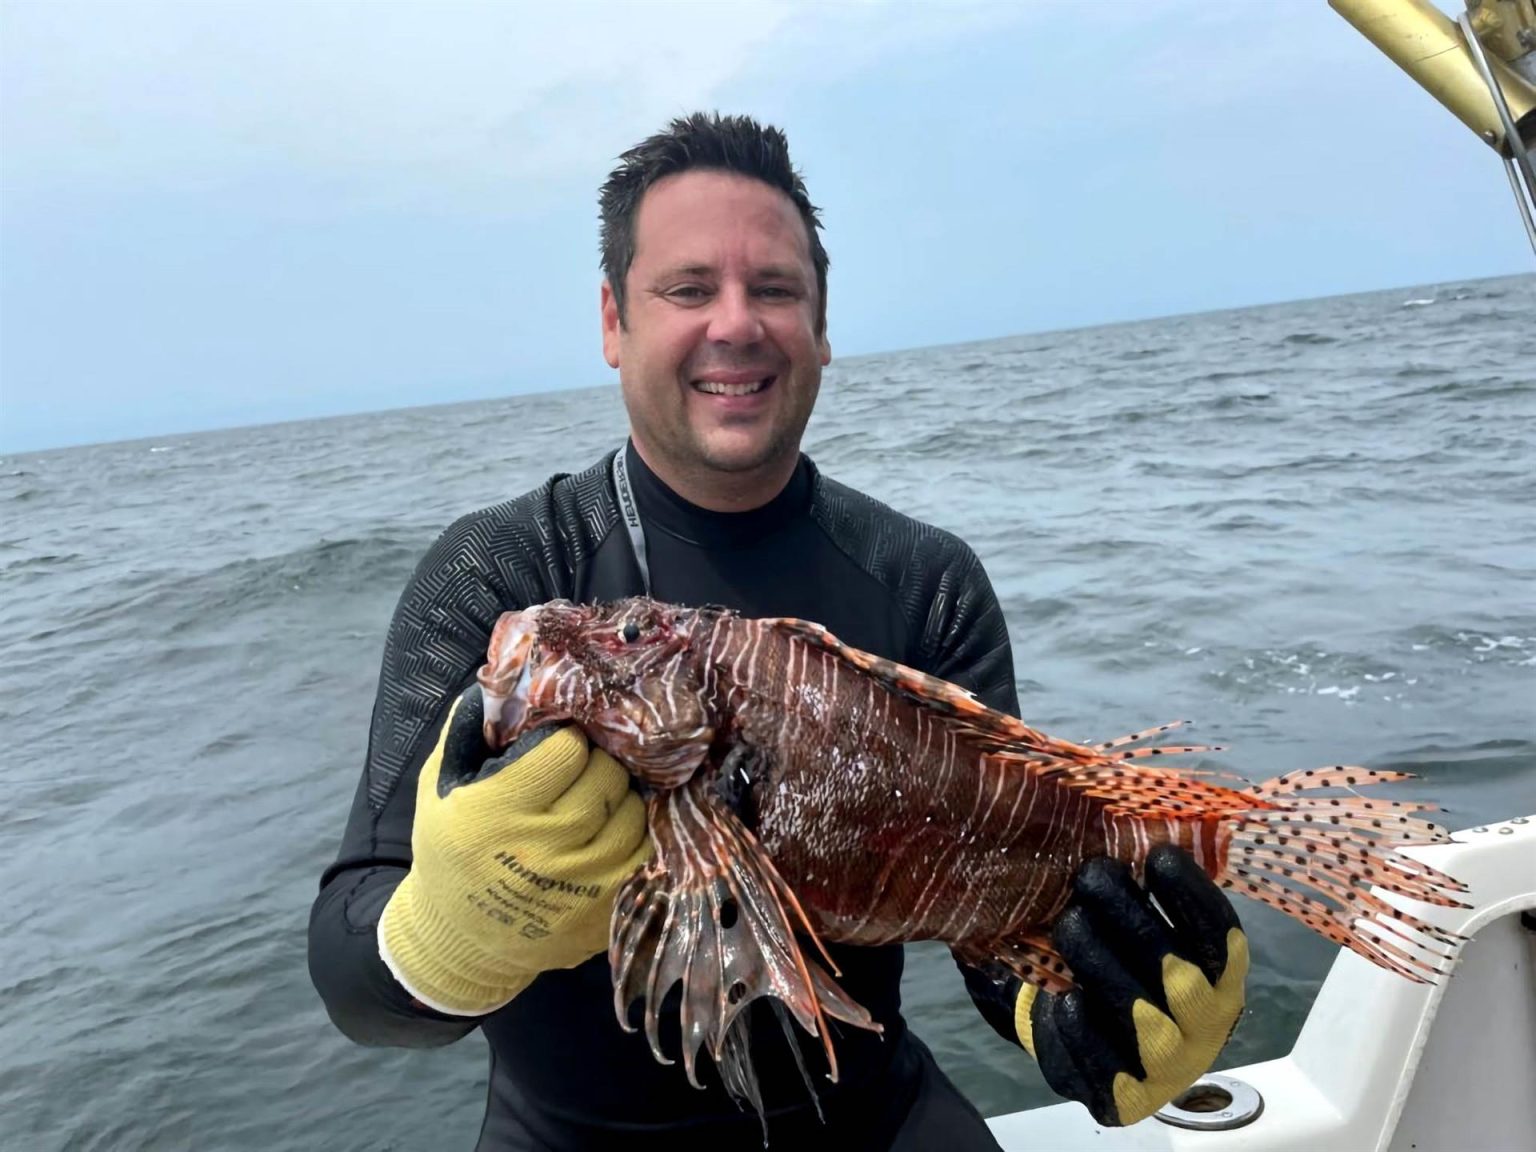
[471,887,554,940]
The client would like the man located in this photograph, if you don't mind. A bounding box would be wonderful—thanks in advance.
[308,113,1247,1151]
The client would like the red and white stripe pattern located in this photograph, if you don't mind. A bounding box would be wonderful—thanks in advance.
[482,597,1469,991]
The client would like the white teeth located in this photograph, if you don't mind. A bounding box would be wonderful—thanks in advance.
[696,379,767,396]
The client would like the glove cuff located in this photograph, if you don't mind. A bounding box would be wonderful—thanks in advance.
[378,871,536,1017]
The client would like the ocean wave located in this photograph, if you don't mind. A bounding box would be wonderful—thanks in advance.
[997,594,1076,622]
[134,907,274,970]
[2,551,85,575]
[1428,307,1529,328]
[1205,645,1408,703]
[44,531,428,642]
[1280,332,1338,345]
[194,530,428,602]
[1205,513,1291,533]
[1131,451,1369,481]
[0,773,132,832]
[1400,624,1536,667]
[1173,496,1315,517]
[1195,365,1287,383]
[1376,737,1533,771]
[1207,391,1277,409]
[1386,375,1532,403]
[1365,740,1536,826]
[900,424,1051,459]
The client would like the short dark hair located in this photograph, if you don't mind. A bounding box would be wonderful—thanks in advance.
[599,112,829,333]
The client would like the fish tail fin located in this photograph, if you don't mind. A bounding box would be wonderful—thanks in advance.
[1221,767,1470,982]
[609,777,879,1114]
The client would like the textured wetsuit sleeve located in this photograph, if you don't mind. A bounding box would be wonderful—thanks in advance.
[308,507,539,1047]
[923,542,1020,717]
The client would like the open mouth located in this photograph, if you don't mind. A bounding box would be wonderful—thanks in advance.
[481,613,538,745]
[693,375,776,397]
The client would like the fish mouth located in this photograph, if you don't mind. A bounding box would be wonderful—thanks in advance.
[480,611,539,747]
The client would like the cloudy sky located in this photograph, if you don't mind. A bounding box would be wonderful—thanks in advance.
[1,0,1529,453]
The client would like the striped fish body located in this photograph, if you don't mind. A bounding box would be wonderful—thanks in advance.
[730,630,1208,949]
[478,597,1467,1118]
[720,616,1114,949]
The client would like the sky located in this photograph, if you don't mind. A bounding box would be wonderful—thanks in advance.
[1,0,1531,454]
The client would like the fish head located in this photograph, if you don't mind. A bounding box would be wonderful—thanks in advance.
[478,598,714,786]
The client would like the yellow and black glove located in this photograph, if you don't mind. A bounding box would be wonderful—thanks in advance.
[378,686,652,1017]
[1016,845,1247,1126]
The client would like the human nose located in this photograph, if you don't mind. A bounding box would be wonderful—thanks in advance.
[704,284,765,345]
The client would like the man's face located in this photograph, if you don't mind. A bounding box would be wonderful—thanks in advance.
[602,169,831,488]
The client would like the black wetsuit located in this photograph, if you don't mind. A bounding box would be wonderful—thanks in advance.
[309,444,1023,1151]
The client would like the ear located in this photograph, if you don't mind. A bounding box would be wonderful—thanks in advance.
[816,292,831,365]
[601,279,622,369]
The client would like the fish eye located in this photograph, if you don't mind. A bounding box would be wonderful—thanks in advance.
[621,621,641,644]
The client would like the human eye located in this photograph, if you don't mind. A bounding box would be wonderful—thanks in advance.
[754,266,808,297]
[754,283,803,302]
[664,284,711,303]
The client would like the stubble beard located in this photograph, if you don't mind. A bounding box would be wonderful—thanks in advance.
[690,372,819,480]
[625,366,820,496]
[690,419,798,475]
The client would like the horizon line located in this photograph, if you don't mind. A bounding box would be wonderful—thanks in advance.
[5,267,1530,459]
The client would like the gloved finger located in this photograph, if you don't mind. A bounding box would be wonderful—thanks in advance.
[613,791,654,865]
[480,725,593,810]
[1143,844,1242,984]
[1031,988,1122,1126]
[1048,907,1149,1077]
[545,749,635,843]
[435,686,493,794]
[586,748,636,812]
[1056,857,1178,1018]
[555,789,651,878]
[474,723,564,784]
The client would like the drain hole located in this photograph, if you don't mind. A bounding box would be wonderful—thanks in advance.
[1156,1074,1263,1129]
[720,897,739,929]
[1173,1084,1233,1113]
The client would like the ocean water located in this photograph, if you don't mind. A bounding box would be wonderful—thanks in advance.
[2,274,1533,1150]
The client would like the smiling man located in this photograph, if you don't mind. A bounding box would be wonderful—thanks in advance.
[309,113,1248,1151]
[601,165,830,511]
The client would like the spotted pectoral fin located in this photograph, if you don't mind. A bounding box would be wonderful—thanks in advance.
[608,777,880,1116]
[956,930,1077,998]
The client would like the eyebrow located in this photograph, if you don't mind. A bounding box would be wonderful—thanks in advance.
[651,262,807,282]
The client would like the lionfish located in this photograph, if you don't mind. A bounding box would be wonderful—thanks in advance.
[478,597,1468,1115]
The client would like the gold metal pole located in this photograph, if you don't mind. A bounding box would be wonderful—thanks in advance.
[1465,0,1536,82]
[1329,0,1536,153]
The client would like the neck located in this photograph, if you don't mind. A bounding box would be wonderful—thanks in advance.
[628,437,799,513]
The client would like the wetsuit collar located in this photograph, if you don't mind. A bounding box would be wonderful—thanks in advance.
[623,440,813,549]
